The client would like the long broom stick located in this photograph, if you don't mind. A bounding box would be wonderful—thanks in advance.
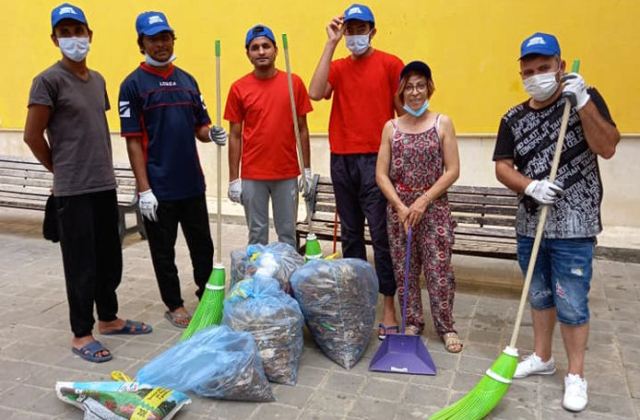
[430,59,580,419]
[180,41,226,341]
[282,33,313,234]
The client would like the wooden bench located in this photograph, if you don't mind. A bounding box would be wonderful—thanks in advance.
[296,176,519,260]
[0,156,146,242]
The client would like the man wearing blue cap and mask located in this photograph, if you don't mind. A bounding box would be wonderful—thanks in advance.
[24,3,152,363]
[493,32,620,412]
[309,4,404,339]
[119,11,226,329]
[225,24,313,246]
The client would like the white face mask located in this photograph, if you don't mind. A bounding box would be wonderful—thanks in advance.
[523,72,559,102]
[144,53,177,67]
[58,37,90,62]
[345,33,370,56]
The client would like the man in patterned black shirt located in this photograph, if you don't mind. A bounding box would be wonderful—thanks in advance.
[493,32,619,412]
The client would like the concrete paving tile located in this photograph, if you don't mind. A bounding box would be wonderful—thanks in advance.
[297,409,344,420]
[306,389,355,416]
[0,360,41,383]
[299,348,342,370]
[488,395,537,419]
[451,371,484,393]
[184,395,215,416]
[409,368,453,389]
[393,402,438,419]
[271,384,314,408]
[295,366,330,387]
[403,383,449,406]
[322,370,366,395]
[360,377,407,401]
[625,364,640,398]
[253,403,301,419]
[347,396,401,420]
[209,400,259,420]
[0,384,50,413]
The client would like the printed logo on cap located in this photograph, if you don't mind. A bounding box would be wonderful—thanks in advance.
[58,6,78,16]
[347,7,363,15]
[148,15,164,25]
[526,36,546,47]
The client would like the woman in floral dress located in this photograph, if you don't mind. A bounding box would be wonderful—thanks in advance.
[375,61,462,352]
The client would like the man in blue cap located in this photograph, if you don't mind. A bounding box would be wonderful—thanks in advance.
[224,24,313,246]
[493,32,620,412]
[24,3,152,363]
[118,11,227,328]
[309,4,403,339]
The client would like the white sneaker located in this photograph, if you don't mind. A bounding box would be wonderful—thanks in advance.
[563,374,588,412]
[513,353,556,379]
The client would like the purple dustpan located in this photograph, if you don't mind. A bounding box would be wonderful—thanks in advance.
[369,227,437,375]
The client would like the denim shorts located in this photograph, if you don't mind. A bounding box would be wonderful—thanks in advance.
[517,235,595,325]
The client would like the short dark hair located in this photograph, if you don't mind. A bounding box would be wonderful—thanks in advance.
[137,31,176,54]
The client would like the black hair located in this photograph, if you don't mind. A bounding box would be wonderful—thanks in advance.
[137,31,176,54]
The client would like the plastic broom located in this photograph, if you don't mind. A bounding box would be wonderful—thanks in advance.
[181,40,226,341]
[282,33,321,260]
[430,59,580,419]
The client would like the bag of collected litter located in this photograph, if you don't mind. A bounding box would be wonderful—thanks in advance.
[55,380,190,419]
[230,242,305,293]
[136,325,273,402]
[290,258,378,369]
[223,275,304,385]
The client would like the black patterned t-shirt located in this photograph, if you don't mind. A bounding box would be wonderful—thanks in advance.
[493,88,615,238]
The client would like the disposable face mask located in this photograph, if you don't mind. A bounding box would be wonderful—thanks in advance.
[58,37,90,62]
[345,33,370,56]
[145,53,177,67]
[523,72,559,102]
[403,100,429,117]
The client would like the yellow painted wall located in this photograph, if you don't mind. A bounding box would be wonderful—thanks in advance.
[1,0,638,133]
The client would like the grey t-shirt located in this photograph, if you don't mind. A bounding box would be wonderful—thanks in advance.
[28,61,116,196]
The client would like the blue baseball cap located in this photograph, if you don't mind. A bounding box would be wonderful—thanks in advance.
[51,3,87,30]
[245,24,276,48]
[136,11,173,36]
[520,32,561,59]
[343,4,375,25]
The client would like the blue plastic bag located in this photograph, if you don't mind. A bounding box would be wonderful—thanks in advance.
[136,325,273,401]
[223,276,304,385]
[230,242,304,293]
[290,259,378,369]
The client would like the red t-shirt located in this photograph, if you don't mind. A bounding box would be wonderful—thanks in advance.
[328,50,403,154]
[224,70,313,180]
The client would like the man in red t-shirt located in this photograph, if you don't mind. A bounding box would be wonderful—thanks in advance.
[309,4,404,339]
[225,24,313,246]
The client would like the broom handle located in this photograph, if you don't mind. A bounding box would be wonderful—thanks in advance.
[402,227,413,335]
[509,60,580,348]
[215,40,222,264]
[282,34,313,233]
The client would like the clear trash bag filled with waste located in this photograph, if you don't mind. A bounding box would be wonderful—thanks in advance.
[290,258,378,369]
[223,275,304,385]
[136,325,274,401]
[230,242,304,293]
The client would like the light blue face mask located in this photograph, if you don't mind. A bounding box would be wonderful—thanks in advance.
[145,53,176,67]
[403,100,429,117]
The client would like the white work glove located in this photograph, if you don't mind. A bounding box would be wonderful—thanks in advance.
[299,168,313,198]
[228,179,242,203]
[524,180,563,205]
[208,125,227,146]
[138,189,158,222]
[562,73,590,111]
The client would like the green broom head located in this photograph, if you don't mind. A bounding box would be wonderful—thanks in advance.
[305,233,322,262]
[429,346,519,420]
[180,263,226,341]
